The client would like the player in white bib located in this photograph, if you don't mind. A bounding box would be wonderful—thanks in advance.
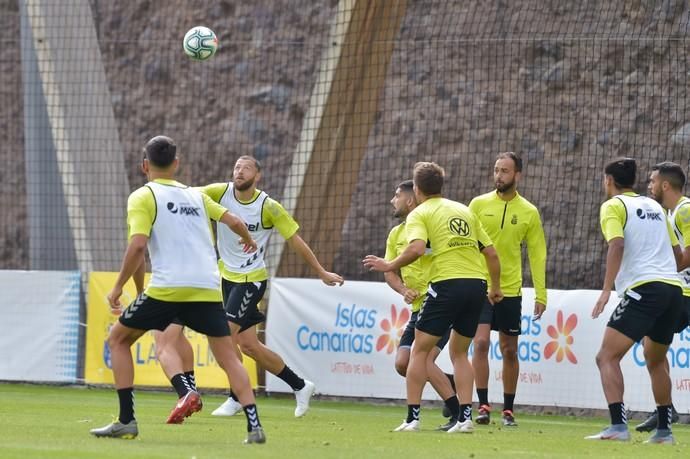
[90,136,267,444]
[587,158,683,445]
[154,155,344,418]
[634,161,690,432]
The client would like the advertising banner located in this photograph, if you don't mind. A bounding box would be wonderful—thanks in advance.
[84,272,257,389]
[0,270,80,382]
[266,278,690,411]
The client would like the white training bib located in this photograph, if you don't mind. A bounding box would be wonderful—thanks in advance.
[614,194,679,296]
[217,182,273,274]
[146,182,220,289]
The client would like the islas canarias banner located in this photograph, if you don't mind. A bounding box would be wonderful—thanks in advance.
[266,278,690,410]
[85,272,257,389]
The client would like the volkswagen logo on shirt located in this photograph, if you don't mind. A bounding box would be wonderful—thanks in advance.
[448,217,469,236]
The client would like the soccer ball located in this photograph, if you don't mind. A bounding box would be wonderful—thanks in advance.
[182,26,218,61]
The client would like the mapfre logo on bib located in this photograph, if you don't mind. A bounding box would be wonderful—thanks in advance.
[635,207,662,221]
[166,201,201,216]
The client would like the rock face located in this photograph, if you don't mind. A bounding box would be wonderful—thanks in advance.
[2,1,690,290]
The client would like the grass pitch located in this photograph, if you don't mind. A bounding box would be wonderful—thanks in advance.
[0,383,688,458]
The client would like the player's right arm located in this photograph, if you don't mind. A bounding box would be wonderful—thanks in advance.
[364,209,426,272]
[218,211,257,252]
[384,272,418,304]
[476,216,503,304]
[108,188,153,313]
[132,257,146,295]
[110,235,148,313]
[363,240,424,273]
[592,198,626,319]
[383,227,418,303]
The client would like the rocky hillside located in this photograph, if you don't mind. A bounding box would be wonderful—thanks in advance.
[2,0,690,289]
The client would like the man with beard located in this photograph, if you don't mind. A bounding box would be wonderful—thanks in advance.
[155,155,344,419]
[469,152,547,427]
[633,161,689,432]
[90,136,266,444]
[384,180,458,425]
[364,162,502,433]
[587,158,683,444]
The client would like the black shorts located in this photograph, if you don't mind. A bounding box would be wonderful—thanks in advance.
[399,310,451,350]
[119,294,230,337]
[607,282,683,345]
[416,278,487,338]
[222,279,267,332]
[673,295,690,333]
[478,296,523,336]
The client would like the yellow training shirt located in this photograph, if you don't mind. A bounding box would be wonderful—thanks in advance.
[469,190,547,305]
[385,222,431,312]
[406,197,492,283]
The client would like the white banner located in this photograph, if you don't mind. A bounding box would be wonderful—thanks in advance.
[266,278,690,411]
[0,270,81,383]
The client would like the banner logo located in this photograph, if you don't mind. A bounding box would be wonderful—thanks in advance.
[296,302,377,353]
[376,304,410,354]
[544,310,578,364]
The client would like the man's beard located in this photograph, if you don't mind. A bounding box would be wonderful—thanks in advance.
[234,177,255,191]
[495,179,515,193]
[648,190,662,204]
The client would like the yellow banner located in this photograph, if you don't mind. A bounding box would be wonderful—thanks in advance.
[85,272,257,389]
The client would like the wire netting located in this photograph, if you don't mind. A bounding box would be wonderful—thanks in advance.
[1,0,690,291]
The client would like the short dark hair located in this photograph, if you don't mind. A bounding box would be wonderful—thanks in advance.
[413,162,444,196]
[237,155,262,172]
[496,151,522,172]
[652,161,686,191]
[143,136,177,168]
[604,157,636,189]
[397,179,414,193]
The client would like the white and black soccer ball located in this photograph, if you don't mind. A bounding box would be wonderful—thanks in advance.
[182,26,218,61]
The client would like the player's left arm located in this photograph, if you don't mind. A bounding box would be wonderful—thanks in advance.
[286,234,344,286]
[526,208,548,319]
[266,197,343,286]
[202,193,257,253]
[592,199,625,319]
[675,205,690,270]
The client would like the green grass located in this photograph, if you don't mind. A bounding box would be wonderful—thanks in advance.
[0,383,688,458]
